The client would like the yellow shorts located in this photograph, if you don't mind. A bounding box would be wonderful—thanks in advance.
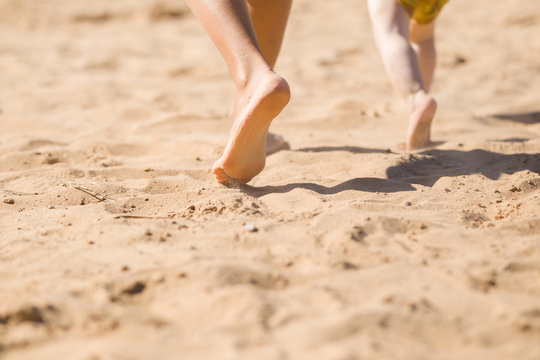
[398,0,449,24]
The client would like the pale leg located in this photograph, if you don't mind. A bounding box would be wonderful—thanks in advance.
[367,0,436,150]
[185,0,291,184]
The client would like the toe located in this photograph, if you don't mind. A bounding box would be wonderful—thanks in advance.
[212,161,230,184]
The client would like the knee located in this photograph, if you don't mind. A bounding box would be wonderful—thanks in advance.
[375,29,409,51]
[409,22,435,44]
[411,36,435,51]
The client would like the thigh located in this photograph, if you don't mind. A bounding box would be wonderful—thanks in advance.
[368,0,410,36]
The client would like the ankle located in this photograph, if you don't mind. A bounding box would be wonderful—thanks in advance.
[408,90,432,111]
[232,59,273,91]
[237,69,289,98]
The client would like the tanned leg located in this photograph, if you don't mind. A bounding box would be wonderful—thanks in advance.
[236,0,293,155]
[367,0,436,151]
[247,0,292,68]
[410,21,436,91]
[185,0,291,184]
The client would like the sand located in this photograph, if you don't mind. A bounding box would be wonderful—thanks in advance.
[1,0,540,359]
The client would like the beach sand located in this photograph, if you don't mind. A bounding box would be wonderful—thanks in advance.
[1,0,540,359]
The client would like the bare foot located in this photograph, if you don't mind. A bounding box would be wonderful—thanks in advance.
[213,72,290,184]
[228,99,290,156]
[406,91,437,151]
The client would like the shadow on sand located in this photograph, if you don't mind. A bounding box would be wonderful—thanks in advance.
[385,148,540,187]
[242,177,415,197]
[296,146,392,154]
[242,143,540,197]
[491,111,540,125]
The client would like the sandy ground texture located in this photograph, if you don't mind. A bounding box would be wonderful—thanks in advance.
[1,0,540,359]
